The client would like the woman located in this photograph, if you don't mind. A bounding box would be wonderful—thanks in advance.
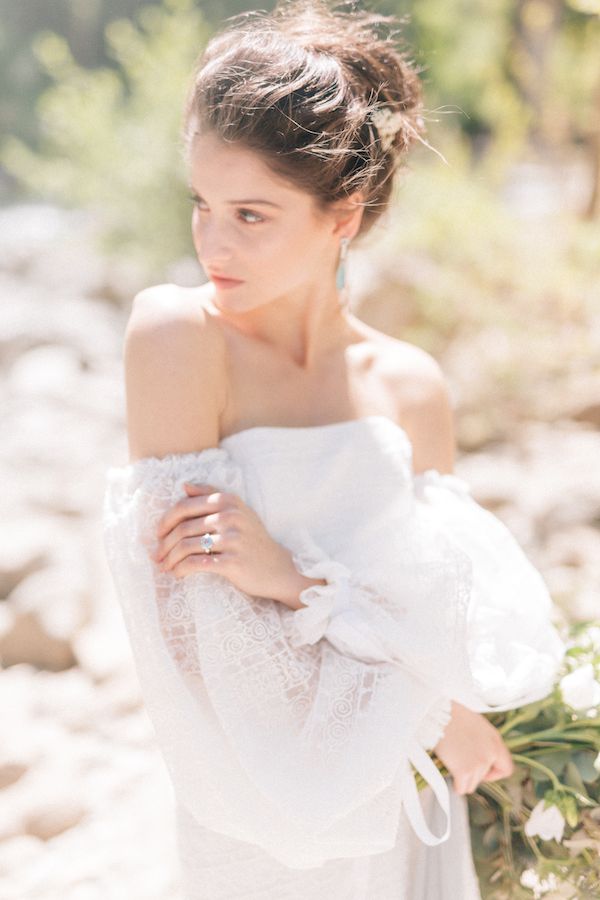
[102,1,565,897]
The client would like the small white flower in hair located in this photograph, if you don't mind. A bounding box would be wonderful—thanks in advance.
[370,107,405,152]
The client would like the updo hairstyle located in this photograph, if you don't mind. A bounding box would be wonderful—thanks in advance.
[182,0,426,237]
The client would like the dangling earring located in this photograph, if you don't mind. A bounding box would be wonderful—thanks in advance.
[336,236,351,308]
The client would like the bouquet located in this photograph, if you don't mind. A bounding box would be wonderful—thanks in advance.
[423,620,600,899]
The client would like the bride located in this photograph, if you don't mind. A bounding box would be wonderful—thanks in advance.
[102,1,565,897]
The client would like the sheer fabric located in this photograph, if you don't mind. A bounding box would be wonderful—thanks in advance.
[102,415,565,892]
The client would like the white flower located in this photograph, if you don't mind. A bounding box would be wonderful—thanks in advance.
[520,868,542,890]
[370,107,405,152]
[524,800,565,843]
[559,663,600,710]
[519,868,562,899]
[583,625,600,651]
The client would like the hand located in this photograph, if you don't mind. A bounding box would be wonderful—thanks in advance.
[151,482,320,605]
[433,701,514,795]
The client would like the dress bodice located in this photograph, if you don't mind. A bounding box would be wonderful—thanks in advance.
[219,415,415,568]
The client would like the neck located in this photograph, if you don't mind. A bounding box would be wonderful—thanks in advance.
[209,278,350,371]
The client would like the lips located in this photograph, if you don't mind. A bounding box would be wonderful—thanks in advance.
[209,273,244,285]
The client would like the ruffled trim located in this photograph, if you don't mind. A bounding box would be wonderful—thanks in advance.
[282,528,395,663]
[413,468,473,502]
[103,447,246,566]
[414,695,453,750]
[286,532,353,646]
[104,446,238,497]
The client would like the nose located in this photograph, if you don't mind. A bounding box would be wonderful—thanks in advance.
[192,216,232,267]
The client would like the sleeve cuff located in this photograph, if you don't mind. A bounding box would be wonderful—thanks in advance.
[413,468,473,502]
[280,528,396,664]
[283,530,357,647]
[414,695,453,750]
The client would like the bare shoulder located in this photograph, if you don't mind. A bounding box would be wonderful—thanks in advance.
[352,319,456,474]
[128,282,219,332]
[124,283,227,462]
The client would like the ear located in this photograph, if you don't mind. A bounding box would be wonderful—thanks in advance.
[329,190,366,240]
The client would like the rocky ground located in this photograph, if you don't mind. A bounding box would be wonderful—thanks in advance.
[0,203,598,899]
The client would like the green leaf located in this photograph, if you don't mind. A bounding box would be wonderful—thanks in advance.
[565,646,589,658]
[573,750,600,783]
[564,762,591,801]
[532,750,570,776]
[530,766,552,784]
[482,822,501,851]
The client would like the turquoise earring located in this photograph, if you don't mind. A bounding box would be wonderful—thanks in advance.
[336,236,351,295]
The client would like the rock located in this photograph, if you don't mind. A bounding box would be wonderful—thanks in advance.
[0,609,76,671]
[8,344,86,404]
[72,622,133,683]
[0,522,51,599]
[571,402,600,427]
[0,762,28,790]
[10,560,89,626]
[23,800,86,841]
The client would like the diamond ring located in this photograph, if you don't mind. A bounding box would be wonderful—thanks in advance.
[199,533,215,554]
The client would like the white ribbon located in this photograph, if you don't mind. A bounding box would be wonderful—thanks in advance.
[398,740,451,846]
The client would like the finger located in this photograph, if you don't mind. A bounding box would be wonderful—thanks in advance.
[455,764,489,795]
[186,486,242,513]
[452,774,470,796]
[481,767,504,783]
[183,482,217,494]
[456,777,477,796]
[483,744,514,781]
[452,780,466,796]
[482,760,514,782]
[170,550,231,578]
[155,515,215,561]
[156,491,219,538]
[159,533,225,571]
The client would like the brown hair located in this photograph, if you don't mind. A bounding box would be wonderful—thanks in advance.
[181,0,426,237]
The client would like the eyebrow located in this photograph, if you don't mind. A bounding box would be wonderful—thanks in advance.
[188,188,282,209]
[230,198,283,208]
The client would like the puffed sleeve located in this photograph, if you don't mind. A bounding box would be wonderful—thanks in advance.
[102,448,457,868]
[285,469,566,715]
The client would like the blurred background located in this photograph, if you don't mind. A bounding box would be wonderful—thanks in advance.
[0,0,599,897]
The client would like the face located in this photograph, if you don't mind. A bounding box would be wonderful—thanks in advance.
[187,129,351,314]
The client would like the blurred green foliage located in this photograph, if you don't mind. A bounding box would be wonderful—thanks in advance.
[359,132,600,442]
[403,0,530,157]
[1,0,211,272]
[1,0,599,280]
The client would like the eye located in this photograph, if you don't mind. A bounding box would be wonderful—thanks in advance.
[238,209,264,225]
[188,193,206,209]
[187,194,264,225]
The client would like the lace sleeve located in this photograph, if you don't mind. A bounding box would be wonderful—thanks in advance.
[102,448,455,868]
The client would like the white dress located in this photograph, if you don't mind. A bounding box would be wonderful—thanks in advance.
[102,414,566,900]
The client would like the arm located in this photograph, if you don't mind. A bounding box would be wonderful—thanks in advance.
[396,357,502,788]
[126,287,326,604]
[124,284,226,461]
[103,445,453,861]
